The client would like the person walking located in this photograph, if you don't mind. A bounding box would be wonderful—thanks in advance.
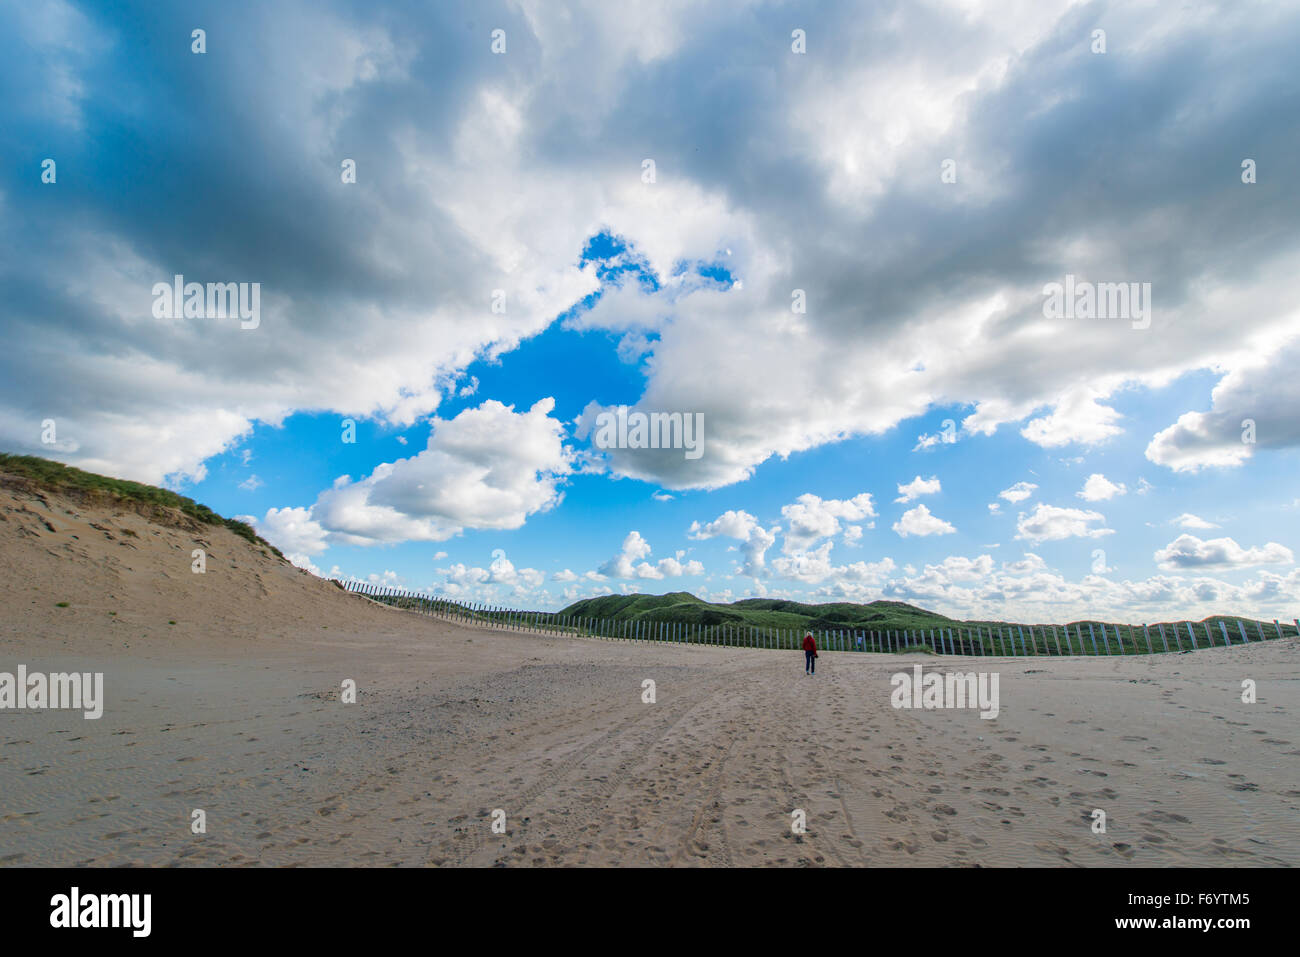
[803,631,818,675]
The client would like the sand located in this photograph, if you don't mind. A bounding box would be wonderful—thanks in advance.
[1,477,1297,866]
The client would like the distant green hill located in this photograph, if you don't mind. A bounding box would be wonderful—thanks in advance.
[556,592,1298,648]
[558,592,959,633]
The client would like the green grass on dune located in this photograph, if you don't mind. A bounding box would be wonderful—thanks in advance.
[0,453,283,559]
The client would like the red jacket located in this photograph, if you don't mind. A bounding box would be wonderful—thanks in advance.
[802,634,817,653]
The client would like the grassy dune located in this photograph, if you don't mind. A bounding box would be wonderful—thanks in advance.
[0,453,282,558]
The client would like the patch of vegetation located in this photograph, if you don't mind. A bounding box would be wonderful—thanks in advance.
[55,601,69,608]
[560,592,961,635]
[0,453,284,559]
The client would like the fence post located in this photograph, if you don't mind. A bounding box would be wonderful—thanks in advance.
[1218,621,1230,646]
[1237,620,1250,643]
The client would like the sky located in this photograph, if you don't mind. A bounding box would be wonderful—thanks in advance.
[3,0,1299,624]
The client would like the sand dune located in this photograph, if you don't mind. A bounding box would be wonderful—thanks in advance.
[1,477,1296,866]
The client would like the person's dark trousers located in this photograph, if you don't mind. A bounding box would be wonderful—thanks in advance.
[805,650,815,674]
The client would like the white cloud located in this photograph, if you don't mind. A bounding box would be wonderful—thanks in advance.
[1019,391,1123,448]
[1173,513,1218,530]
[895,475,941,503]
[597,531,704,580]
[1015,503,1113,542]
[437,551,546,598]
[892,504,956,538]
[770,542,895,585]
[998,481,1037,503]
[254,506,328,556]
[1147,335,1300,472]
[308,398,571,546]
[1002,553,1047,575]
[1154,534,1293,570]
[689,508,777,577]
[781,493,876,553]
[690,509,759,541]
[875,563,1300,624]
[1077,473,1127,501]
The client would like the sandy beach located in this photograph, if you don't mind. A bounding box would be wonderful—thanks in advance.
[2,480,1297,867]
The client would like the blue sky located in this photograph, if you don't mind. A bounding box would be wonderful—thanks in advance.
[3,0,1299,622]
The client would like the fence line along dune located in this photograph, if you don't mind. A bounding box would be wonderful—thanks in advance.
[2,467,1297,867]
